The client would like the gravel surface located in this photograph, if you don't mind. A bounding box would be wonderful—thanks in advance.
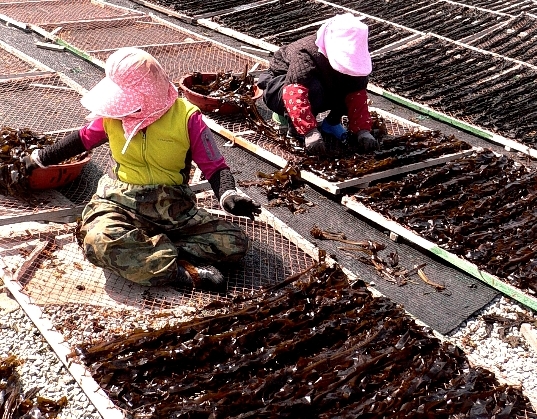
[448,295,537,409]
[0,292,101,419]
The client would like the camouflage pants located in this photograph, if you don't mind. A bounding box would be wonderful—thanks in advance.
[77,175,249,286]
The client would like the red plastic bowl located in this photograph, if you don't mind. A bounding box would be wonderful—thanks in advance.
[178,73,263,114]
[29,154,91,190]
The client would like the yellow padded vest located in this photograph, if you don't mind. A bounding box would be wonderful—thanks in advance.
[104,98,198,185]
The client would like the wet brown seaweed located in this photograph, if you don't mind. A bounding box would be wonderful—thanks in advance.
[371,36,537,144]
[299,129,472,183]
[188,69,256,101]
[0,127,54,197]
[0,127,86,199]
[0,355,68,418]
[238,165,313,214]
[350,149,537,294]
[76,259,536,418]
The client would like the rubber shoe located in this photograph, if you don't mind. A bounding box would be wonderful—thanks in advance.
[272,112,288,127]
[177,260,225,289]
[320,119,347,141]
[196,265,224,285]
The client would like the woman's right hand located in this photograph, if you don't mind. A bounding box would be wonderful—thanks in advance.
[305,128,326,155]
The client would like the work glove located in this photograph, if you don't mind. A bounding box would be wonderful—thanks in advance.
[305,128,326,155]
[221,190,262,220]
[21,150,41,175]
[356,130,379,153]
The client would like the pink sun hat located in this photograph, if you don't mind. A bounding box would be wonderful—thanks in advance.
[80,47,178,153]
[315,13,372,77]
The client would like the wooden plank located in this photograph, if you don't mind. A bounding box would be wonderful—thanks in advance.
[240,45,271,57]
[521,323,537,353]
[0,205,86,226]
[203,115,288,168]
[0,13,29,31]
[86,40,209,54]
[340,198,537,312]
[35,41,65,51]
[0,71,54,81]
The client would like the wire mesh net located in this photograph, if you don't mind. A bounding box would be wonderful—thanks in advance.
[0,203,314,311]
[93,42,267,82]
[38,15,268,78]
[0,48,36,75]
[39,15,200,52]
[468,14,537,66]
[0,0,142,25]
[0,73,87,133]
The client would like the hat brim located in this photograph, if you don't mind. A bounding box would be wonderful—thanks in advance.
[80,76,143,118]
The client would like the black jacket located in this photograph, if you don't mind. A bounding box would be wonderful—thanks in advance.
[268,35,368,105]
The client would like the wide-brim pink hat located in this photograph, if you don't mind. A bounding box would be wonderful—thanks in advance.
[80,47,178,153]
[315,13,372,77]
[81,76,144,118]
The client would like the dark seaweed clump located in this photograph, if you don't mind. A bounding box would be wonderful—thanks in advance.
[76,258,536,418]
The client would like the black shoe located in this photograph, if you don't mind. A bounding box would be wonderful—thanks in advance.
[177,261,225,290]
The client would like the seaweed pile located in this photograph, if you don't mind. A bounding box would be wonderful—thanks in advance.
[75,257,536,418]
[349,149,537,294]
[309,226,446,290]
[0,127,88,199]
[238,165,313,214]
[371,36,537,144]
[390,3,502,41]
[149,0,251,17]
[299,129,471,182]
[188,70,257,100]
[212,0,339,38]
[470,14,537,66]
[0,127,53,197]
[461,0,537,14]
[0,355,67,418]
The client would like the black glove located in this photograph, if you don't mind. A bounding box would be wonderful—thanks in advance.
[305,128,326,155]
[356,130,379,153]
[221,191,261,220]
